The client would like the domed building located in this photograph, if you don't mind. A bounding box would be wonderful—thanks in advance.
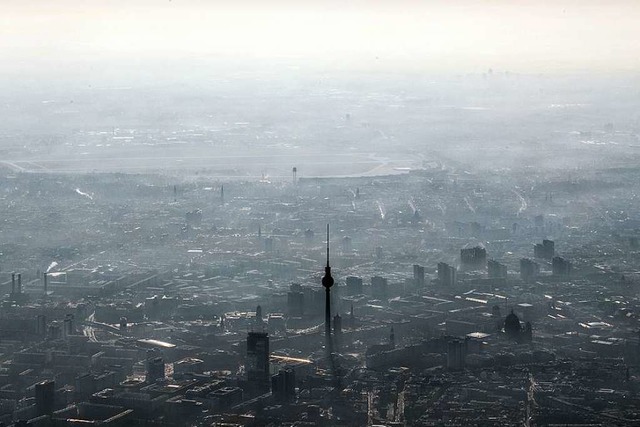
[504,310,522,339]
[504,309,533,343]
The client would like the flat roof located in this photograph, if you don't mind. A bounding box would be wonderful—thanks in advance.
[137,339,176,349]
[467,332,490,339]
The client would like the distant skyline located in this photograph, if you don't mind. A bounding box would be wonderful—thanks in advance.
[1,0,639,76]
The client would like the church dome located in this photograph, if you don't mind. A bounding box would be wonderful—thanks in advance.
[504,310,521,338]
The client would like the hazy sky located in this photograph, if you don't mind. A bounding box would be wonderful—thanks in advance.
[1,0,639,74]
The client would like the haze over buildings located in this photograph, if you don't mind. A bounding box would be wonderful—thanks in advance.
[0,1,639,426]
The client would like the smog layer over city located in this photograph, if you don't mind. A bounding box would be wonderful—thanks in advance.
[1,1,640,426]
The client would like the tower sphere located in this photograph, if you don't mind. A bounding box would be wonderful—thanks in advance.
[322,269,334,288]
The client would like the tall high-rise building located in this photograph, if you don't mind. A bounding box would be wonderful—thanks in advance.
[543,239,555,259]
[413,264,425,287]
[255,305,264,327]
[271,368,295,402]
[346,276,363,295]
[520,258,540,282]
[35,315,46,336]
[146,355,165,383]
[333,314,342,348]
[460,246,487,270]
[342,236,352,253]
[333,314,342,336]
[63,314,75,339]
[48,323,62,340]
[534,239,555,260]
[487,260,508,279]
[264,237,274,252]
[447,340,466,371]
[533,243,543,258]
[438,262,456,287]
[552,256,572,276]
[287,286,304,317]
[371,276,388,300]
[246,331,270,395]
[35,380,55,416]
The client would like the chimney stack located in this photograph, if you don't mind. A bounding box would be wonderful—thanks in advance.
[17,274,22,294]
[11,272,15,294]
[44,273,48,296]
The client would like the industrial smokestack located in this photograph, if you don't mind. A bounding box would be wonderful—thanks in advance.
[11,272,15,294]
[44,273,48,296]
[17,274,22,294]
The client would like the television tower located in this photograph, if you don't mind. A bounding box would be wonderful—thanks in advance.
[321,224,334,339]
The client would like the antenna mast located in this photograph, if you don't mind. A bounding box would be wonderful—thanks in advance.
[326,224,330,267]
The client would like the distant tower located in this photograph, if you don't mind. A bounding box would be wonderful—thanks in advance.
[35,315,46,336]
[524,322,533,343]
[220,185,224,203]
[346,276,363,296]
[413,264,425,288]
[173,185,177,202]
[247,332,269,375]
[271,368,296,402]
[63,314,75,339]
[333,314,342,336]
[292,167,297,185]
[256,305,264,327]
[35,380,55,416]
[246,331,270,395]
[146,353,165,383]
[447,339,466,370]
[321,224,334,339]
[349,303,355,328]
[342,236,352,253]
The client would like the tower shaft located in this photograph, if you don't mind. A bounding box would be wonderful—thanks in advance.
[325,287,331,338]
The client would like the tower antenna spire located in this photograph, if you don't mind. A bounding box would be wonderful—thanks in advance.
[326,224,330,268]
